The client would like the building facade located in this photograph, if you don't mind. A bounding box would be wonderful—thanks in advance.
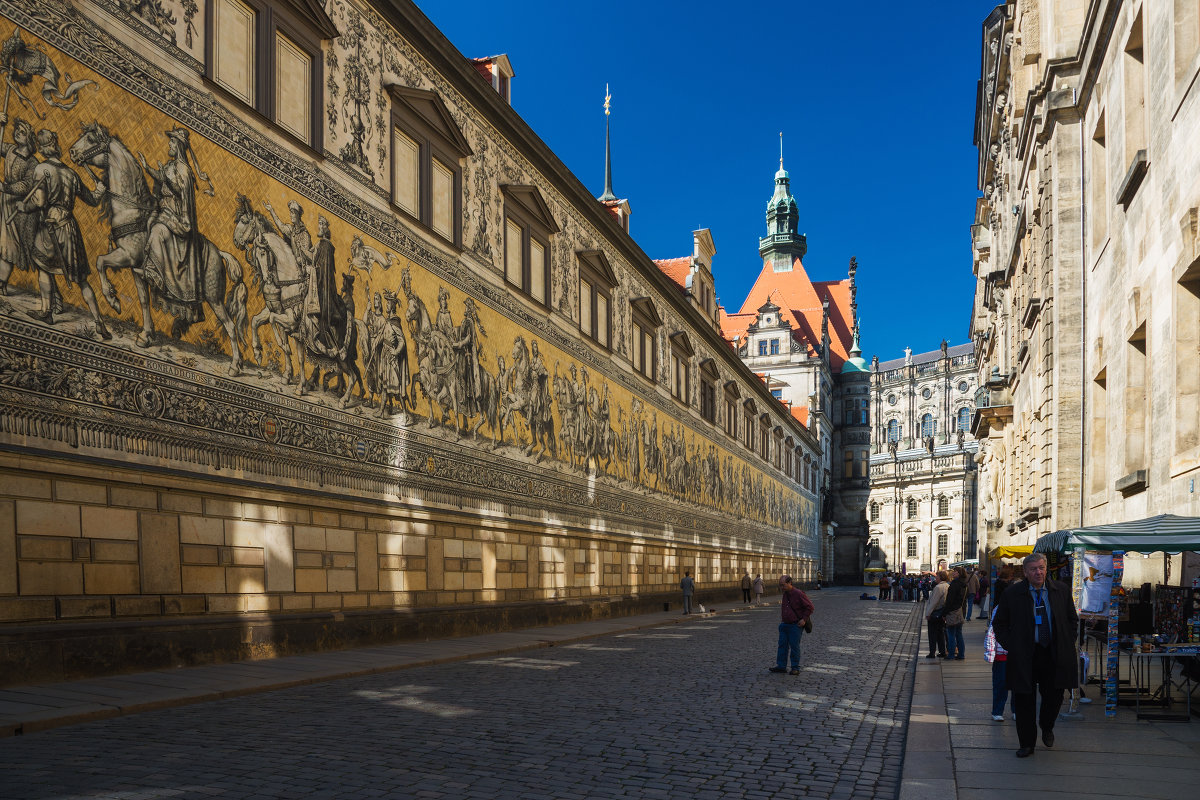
[969,0,1200,587]
[866,344,979,574]
[716,160,870,583]
[0,0,821,684]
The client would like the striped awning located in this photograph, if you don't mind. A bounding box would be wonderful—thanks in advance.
[1035,514,1200,554]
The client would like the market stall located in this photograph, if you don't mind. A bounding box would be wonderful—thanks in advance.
[1034,515,1200,719]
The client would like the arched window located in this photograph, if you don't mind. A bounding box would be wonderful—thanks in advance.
[906,497,918,519]
[869,502,880,522]
[957,407,971,432]
[921,413,936,438]
[906,536,918,558]
[937,495,950,516]
[937,533,948,555]
[887,419,901,442]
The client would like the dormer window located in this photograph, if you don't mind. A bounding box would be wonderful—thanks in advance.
[472,54,514,104]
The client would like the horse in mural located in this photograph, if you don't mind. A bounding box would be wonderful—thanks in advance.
[403,289,459,428]
[500,336,555,459]
[231,195,361,404]
[68,122,248,374]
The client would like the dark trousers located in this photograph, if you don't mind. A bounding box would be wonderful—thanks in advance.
[742,588,753,603]
[1013,645,1064,748]
[926,618,946,656]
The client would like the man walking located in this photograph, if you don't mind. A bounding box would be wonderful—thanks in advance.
[741,570,753,604]
[965,568,980,621]
[680,570,695,615]
[993,552,1079,758]
[768,575,814,676]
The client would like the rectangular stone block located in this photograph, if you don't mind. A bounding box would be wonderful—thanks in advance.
[295,552,323,568]
[163,595,205,615]
[378,571,407,591]
[181,544,218,565]
[0,499,13,594]
[339,514,365,530]
[244,594,275,612]
[463,540,482,558]
[311,510,339,526]
[342,593,367,608]
[443,571,464,590]
[443,538,463,558]
[356,532,377,592]
[311,593,340,610]
[204,497,242,518]
[231,547,263,566]
[19,537,71,561]
[279,506,309,523]
[115,596,162,617]
[5,474,52,499]
[295,569,327,593]
[241,502,280,521]
[326,528,355,552]
[226,566,265,594]
[16,500,80,537]
[160,492,203,514]
[331,554,355,569]
[20,560,82,594]
[326,569,356,592]
[281,594,313,610]
[293,525,326,551]
[463,572,483,591]
[181,565,225,594]
[140,513,181,594]
[206,595,240,613]
[54,480,108,504]
[81,507,138,541]
[179,515,223,545]
[59,596,111,618]
[0,596,55,621]
[84,563,139,594]
[109,486,158,509]
[92,540,138,562]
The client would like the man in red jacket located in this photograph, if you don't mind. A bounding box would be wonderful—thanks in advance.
[768,575,814,675]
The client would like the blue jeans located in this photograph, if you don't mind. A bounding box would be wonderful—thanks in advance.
[992,660,1010,717]
[776,622,804,669]
[966,595,975,620]
[947,624,965,658]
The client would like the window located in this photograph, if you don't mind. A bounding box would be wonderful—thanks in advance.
[1090,113,1108,251]
[906,498,918,519]
[784,439,794,479]
[921,387,932,399]
[869,502,880,522]
[920,414,936,438]
[858,450,868,478]
[699,360,718,423]
[937,533,948,556]
[844,449,854,478]
[502,185,558,305]
[773,428,784,470]
[887,419,901,443]
[207,0,335,148]
[669,332,694,404]
[845,398,867,426]
[1090,368,1108,494]
[759,415,771,461]
[906,536,918,559]
[1125,324,1148,474]
[630,297,662,382]
[757,340,768,356]
[1176,264,1200,456]
[389,87,473,246]
[578,251,616,350]
[958,381,969,393]
[743,401,756,451]
[770,338,780,355]
[771,389,783,399]
[724,382,740,439]
[957,407,970,432]
[1124,13,1145,173]
[937,496,950,517]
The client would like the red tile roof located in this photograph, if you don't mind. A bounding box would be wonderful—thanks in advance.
[790,405,810,427]
[652,256,691,293]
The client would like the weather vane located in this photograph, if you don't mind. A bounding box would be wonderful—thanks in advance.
[604,83,611,117]
[779,131,784,168]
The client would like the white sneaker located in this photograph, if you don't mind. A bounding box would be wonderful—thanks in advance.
[1079,696,1093,704]
[991,714,1004,721]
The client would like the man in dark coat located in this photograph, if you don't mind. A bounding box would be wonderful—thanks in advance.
[993,552,1079,758]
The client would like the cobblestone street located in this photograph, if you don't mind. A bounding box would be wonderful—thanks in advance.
[0,589,921,800]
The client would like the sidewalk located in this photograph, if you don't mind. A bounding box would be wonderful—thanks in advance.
[900,621,1200,800]
[0,605,730,738]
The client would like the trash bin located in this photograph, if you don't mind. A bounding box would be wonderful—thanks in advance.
[663,602,670,612]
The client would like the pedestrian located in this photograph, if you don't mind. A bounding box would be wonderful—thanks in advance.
[767,575,814,676]
[993,552,1079,758]
[976,572,991,619]
[925,569,949,659]
[943,567,969,659]
[753,573,764,604]
[680,570,695,615]
[741,570,753,604]
[966,567,980,621]
[992,565,1012,606]
[878,574,890,601]
[984,605,1011,721]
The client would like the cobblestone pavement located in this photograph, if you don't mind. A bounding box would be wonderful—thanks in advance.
[0,589,921,800]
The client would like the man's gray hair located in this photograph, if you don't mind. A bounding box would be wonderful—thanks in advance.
[1023,552,1048,568]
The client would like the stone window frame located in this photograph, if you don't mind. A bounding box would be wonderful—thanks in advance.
[668,331,694,406]
[205,0,336,151]
[956,407,971,432]
[698,359,718,424]
[906,535,918,559]
[869,501,880,522]
[577,250,616,351]
[723,381,740,440]
[936,532,949,557]
[783,436,795,481]
[906,497,918,519]
[937,495,950,517]
[758,414,771,462]
[887,418,901,443]
[920,413,937,439]
[388,85,472,248]
[742,399,757,453]
[630,297,662,384]
[502,184,558,307]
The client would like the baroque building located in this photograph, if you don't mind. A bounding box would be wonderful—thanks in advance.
[969,0,1200,587]
[715,158,869,583]
[0,0,821,683]
[866,344,979,574]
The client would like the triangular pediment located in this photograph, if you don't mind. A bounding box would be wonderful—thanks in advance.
[280,0,339,39]
[577,249,617,287]
[669,331,694,357]
[387,85,473,158]
[501,184,559,233]
[630,296,662,328]
[698,357,718,378]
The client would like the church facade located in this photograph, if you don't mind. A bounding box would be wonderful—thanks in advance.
[0,0,820,683]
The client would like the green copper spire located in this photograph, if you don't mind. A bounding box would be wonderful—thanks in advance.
[598,84,617,202]
[759,132,806,267]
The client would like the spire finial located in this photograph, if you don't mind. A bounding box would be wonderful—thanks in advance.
[599,84,616,202]
[779,131,783,169]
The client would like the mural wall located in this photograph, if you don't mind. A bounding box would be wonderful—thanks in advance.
[0,0,818,649]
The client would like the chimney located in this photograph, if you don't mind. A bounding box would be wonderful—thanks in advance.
[472,54,514,104]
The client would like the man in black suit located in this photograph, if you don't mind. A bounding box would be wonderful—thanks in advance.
[992,552,1079,758]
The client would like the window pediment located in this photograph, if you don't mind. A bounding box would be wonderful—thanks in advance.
[279,0,339,39]
[387,84,472,159]
[698,357,718,379]
[630,296,663,328]
[723,380,740,398]
[669,331,694,357]
[501,184,559,233]
[577,249,617,288]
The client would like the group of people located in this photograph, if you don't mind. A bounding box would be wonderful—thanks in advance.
[923,565,996,660]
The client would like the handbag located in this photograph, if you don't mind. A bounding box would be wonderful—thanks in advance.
[803,617,813,633]
[929,607,946,621]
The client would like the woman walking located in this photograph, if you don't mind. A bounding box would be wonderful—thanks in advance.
[924,570,950,659]
[943,567,969,659]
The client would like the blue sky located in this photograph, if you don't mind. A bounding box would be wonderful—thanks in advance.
[423,1,998,361]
